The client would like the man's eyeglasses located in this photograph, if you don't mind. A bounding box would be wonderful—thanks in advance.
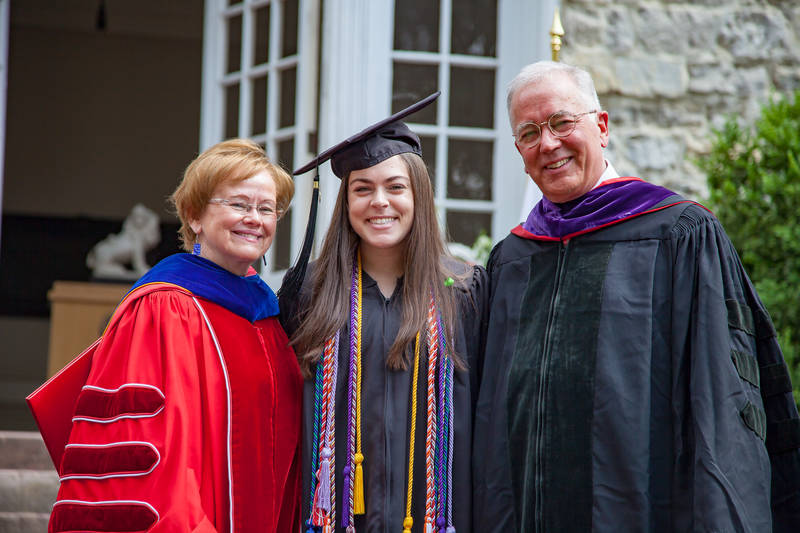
[513,110,598,149]
[208,198,280,219]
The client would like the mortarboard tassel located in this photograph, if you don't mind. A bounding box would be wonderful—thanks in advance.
[277,173,319,301]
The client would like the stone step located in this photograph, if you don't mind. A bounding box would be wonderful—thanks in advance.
[0,512,50,533]
[0,469,58,513]
[0,432,54,471]
[0,432,57,532]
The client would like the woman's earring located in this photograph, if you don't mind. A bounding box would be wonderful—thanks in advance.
[262,255,267,266]
[192,241,201,256]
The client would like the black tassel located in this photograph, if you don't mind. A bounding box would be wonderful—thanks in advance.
[278,172,319,300]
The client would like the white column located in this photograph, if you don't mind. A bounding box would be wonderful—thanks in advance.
[315,0,394,247]
[495,0,558,237]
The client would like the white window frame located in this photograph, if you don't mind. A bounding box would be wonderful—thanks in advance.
[315,0,557,248]
[201,0,318,288]
[202,0,560,278]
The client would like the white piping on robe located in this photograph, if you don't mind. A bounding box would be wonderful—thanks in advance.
[192,296,235,533]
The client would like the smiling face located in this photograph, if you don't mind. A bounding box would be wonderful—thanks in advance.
[190,170,277,275]
[511,72,609,204]
[347,154,415,260]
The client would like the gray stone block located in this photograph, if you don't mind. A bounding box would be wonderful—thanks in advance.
[0,432,54,471]
[18,471,58,513]
[0,470,58,513]
[615,56,688,98]
[0,512,50,533]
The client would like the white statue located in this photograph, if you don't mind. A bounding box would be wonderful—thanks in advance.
[86,203,161,280]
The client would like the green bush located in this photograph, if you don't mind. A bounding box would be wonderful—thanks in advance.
[697,90,800,404]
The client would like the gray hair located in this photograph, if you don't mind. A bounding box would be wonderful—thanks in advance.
[506,61,602,127]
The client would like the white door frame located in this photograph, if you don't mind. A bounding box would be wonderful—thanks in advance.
[0,0,10,248]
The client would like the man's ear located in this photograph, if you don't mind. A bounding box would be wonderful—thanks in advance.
[597,110,610,148]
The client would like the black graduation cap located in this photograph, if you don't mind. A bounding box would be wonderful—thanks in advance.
[278,91,440,299]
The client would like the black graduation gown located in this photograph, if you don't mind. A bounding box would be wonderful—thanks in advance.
[281,259,487,533]
[473,200,800,532]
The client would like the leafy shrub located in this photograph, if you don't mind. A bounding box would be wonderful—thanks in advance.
[697,90,800,404]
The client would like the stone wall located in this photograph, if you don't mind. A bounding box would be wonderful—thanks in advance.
[560,0,800,197]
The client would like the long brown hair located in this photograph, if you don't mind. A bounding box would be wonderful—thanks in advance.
[291,152,462,373]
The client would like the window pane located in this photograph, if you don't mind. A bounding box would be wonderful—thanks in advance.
[274,209,293,270]
[451,0,497,57]
[225,83,240,139]
[277,136,295,171]
[253,5,270,65]
[449,67,494,128]
[274,138,295,270]
[394,0,439,52]
[279,66,297,128]
[226,14,243,74]
[251,75,268,136]
[448,139,492,200]
[419,135,437,193]
[446,210,492,247]
[392,62,438,124]
[282,0,299,57]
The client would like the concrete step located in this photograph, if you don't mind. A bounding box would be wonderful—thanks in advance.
[0,512,49,533]
[0,432,54,471]
[0,469,58,512]
[0,432,57,533]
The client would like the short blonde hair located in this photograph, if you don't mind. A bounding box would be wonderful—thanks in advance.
[171,138,294,251]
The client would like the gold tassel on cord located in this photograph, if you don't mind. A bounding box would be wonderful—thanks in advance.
[354,452,365,514]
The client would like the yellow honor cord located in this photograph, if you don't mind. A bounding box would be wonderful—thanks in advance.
[354,251,366,515]
[402,332,422,533]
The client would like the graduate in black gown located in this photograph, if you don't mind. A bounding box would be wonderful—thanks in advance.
[472,60,800,532]
[280,94,487,533]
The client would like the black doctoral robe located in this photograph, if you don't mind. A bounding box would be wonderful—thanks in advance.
[281,258,487,533]
[473,182,800,532]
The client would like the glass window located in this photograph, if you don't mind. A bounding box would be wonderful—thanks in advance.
[392,62,438,124]
[253,5,270,66]
[391,0,500,245]
[450,0,497,57]
[251,75,268,135]
[419,135,438,192]
[273,138,295,270]
[448,139,492,200]
[394,0,439,52]
[279,66,297,128]
[449,66,494,128]
[226,14,243,74]
[446,210,492,247]
[282,0,299,57]
[225,83,240,138]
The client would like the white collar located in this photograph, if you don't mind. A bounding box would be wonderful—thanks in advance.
[591,159,620,190]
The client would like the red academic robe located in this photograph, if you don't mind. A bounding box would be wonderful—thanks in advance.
[47,283,302,532]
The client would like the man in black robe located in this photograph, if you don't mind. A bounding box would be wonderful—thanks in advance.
[473,60,800,532]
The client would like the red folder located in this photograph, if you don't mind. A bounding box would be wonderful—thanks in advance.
[26,339,99,472]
